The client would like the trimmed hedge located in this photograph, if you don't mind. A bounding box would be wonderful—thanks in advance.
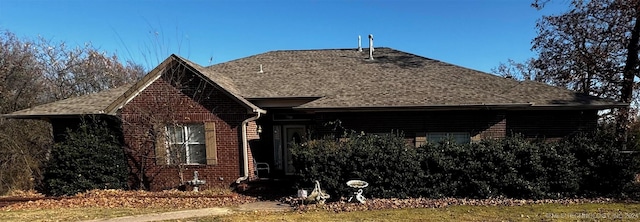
[419,136,581,199]
[291,132,638,200]
[41,119,128,196]
[291,132,422,199]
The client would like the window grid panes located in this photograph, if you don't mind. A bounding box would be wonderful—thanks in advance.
[167,124,206,164]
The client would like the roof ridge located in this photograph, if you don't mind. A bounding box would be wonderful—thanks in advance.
[172,56,265,113]
[269,47,391,52]
[204,47,403,69]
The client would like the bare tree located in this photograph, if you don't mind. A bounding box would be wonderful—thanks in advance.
[0,30,144,194]
[34,38,144,101]
[0,31,50,193]
[533,0,640,139]
[496,1,640,141]
[491,58,540,81]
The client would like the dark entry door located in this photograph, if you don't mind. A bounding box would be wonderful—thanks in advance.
[282,125,304,175]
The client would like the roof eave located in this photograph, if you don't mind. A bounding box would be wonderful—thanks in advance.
[2,113,115,120]
[528,103,629,110]
[294,103,628,112]
[294,103,534,112]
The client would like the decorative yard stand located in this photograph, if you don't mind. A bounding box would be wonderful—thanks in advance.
[346,180,368,204]
[305,180,331,204]
[186,171,206,192]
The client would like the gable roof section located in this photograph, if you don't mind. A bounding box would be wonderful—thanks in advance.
[172,55,263,114]
[105,54,263,115]
[5,55,264,119]
[205,48,625,110]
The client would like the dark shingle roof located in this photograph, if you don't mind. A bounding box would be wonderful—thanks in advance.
[3,47,625,118]
[205,47,622,109]
[4,84,132,118]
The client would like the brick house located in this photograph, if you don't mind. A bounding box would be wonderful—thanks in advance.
[4,46,625,191]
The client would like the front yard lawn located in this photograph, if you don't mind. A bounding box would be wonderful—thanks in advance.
[1,189,639,222]
[2,202,640,222]
[1,207,172,222]
[208,203,640,222]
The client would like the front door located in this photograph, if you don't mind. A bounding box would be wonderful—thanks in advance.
[273,125,305,175]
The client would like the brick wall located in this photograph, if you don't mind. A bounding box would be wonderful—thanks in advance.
[120,69,254,191]
[312,109,596,144]
[475,112,506,140]
[246,121,259,180]
[506,110,598,138]
[314,110,508,144]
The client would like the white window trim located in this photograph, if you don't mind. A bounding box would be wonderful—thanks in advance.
[166,124,206,165]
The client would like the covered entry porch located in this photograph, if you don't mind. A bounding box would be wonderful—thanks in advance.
[251,109,315,178]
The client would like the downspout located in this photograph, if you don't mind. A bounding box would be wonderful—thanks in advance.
[235,109,265,184]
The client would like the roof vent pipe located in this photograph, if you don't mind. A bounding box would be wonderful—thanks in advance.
[358,35,362,52]
[368,34,374,60]
[258,64,263,73]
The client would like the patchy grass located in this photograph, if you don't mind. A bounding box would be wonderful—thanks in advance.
[1,202,639,221]
[2,192,639,222]
[198,203,640,222]
[0,207,172,222]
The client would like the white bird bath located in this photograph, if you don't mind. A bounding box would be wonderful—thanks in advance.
[186,171,206,192]
[346,180,368,204]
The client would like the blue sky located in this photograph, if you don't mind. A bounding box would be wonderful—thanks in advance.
[0,0,568,73]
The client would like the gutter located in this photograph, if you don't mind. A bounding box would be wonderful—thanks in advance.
[294,103,535,112]
[293,102,630,112]
[235,108,266,184]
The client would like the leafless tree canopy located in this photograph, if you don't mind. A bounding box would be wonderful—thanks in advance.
[495,0,640,136]
[0,30,144,194]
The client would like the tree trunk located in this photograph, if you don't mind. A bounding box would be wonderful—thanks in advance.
[617,8,640,145]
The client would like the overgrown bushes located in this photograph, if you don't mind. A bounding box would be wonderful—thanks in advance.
[291,132,639,200]
[41,118,128,196]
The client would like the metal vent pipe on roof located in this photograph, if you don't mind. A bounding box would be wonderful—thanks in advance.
[358,35,362,52]
[368,34,374,60]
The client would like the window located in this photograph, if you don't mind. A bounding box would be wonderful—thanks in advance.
[155,122,217,166]
[166,124,206,164]
[426,132,470,144]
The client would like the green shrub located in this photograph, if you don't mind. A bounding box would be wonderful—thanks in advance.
[291,130,638,200]
[41,118,128,196]
[564,132,639,197]
[291,135,346,197]
[420,136,582,199]
[291,132,423,199]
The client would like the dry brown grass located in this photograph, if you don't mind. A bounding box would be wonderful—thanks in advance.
[2,189,640,222]
[205,203,640,222]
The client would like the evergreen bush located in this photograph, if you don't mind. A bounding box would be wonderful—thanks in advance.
[564,132,638,197]
[291,132,422,199]
[420,136,581,199]
[291,129,638,200]
[41,118,128,196]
